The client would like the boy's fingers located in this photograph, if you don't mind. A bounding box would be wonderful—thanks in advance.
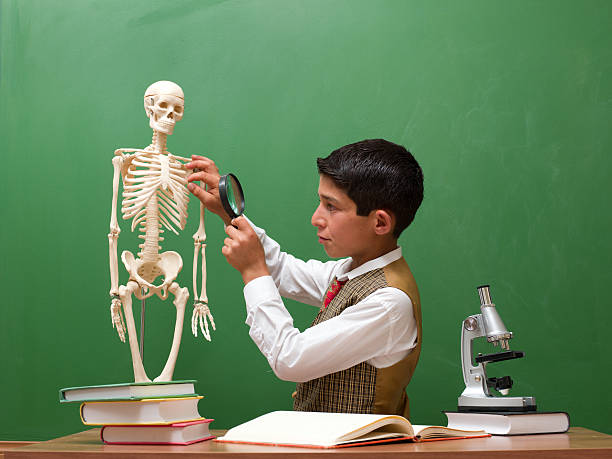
[188,183,215,205]
[232,216,249,230]
[185,158,217,172]
[190,155,214,163]
[225,224,239,237]
[187,170,219,186]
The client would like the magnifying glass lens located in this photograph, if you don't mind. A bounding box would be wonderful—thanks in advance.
[219,173,245,219]
[227,177,240,214]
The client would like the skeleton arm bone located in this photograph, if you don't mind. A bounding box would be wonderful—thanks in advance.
[109,154,124,296]
[109,153,129,341]
[186,160,208,302]
[191,199,215,340]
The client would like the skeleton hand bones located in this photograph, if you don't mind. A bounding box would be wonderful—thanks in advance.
[110,296,127,342]
[192,301,215,341]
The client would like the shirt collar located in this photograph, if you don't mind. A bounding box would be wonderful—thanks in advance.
[336,247,402,281]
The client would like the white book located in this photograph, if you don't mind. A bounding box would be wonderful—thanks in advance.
[80,396,204,426]
[444,411,570,435]
[216,411,488,448]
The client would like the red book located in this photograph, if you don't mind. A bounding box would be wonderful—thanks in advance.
[101,419,214,445]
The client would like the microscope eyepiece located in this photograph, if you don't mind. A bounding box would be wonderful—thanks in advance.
[477,285,492,306]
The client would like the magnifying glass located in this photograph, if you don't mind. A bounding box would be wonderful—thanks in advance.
[218,173,245,220]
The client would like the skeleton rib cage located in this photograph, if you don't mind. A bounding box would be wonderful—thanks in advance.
[120,150,189,271]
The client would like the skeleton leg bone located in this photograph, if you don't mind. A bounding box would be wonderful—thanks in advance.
[119,280,150,383]
[155,282,189,382]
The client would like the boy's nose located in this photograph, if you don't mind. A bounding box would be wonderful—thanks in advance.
[311,204,325,227]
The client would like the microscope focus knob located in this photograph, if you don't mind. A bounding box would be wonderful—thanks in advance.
[464,317,478,331]
[487,376,514,393]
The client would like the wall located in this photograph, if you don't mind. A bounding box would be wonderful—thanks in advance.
[1,0,610,440]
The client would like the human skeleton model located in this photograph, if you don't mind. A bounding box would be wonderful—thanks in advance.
[108,81,214,383]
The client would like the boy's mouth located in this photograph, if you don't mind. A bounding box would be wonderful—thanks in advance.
[318,234,330,243]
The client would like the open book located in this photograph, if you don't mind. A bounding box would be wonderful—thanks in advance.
[216,411,489,448]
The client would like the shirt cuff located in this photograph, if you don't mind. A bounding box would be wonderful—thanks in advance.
[243,275,280,315]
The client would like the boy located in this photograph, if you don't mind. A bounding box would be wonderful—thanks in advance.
[186,139,424,417]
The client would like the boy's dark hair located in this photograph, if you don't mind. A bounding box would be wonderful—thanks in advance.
[317,139,423,238]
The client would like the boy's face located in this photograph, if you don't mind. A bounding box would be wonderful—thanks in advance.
[311,175,375,260]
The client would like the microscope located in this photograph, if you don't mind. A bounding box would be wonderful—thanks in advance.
[458,285,536,412]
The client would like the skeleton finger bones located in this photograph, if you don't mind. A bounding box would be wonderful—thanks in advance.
[110,297,127,343]
[192,302,216,341]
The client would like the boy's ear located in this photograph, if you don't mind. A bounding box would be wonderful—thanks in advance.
[373,209,395,236]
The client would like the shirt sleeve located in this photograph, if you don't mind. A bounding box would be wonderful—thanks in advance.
[245,217,349,306]
[243,276,418,383]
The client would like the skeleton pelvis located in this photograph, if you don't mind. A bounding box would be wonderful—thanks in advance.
[121,250,183,300]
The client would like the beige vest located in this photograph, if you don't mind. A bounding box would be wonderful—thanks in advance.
[293,257,422,418]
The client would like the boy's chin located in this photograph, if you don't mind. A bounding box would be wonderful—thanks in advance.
[322,245,346,259]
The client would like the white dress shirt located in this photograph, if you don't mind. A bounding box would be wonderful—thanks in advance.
[243,219,418,383]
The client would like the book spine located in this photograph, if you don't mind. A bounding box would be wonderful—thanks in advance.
[79,403,86,424]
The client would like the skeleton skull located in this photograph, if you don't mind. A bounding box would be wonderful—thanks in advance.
[144,81,185,135]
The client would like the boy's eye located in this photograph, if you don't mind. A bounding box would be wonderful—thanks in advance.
[326,204,336,211]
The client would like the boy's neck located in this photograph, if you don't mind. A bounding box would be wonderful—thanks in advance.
[349,239,399,271]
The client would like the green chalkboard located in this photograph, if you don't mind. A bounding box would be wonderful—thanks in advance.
[1,0,611,441]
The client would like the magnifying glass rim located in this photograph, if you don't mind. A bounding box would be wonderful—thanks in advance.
[219,173,245,219]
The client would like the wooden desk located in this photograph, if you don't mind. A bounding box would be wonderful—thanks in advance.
[3,427,612,458]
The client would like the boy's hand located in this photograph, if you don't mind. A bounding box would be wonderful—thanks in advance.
[185,155,232,226]
[222,216,269,285]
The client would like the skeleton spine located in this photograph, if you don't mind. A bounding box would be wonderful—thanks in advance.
[139,196,162,262]
[152,131,167,154]
[136,131,167,262]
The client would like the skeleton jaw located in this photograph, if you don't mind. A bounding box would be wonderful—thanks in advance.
[151,120,175,136]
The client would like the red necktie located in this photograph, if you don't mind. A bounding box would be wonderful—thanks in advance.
[323,278,347,308]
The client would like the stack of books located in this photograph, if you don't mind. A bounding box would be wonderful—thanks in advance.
[59,380,214,445]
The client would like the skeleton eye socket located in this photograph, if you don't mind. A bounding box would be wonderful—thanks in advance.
[175,106,183,114]
[159,102,168,109]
